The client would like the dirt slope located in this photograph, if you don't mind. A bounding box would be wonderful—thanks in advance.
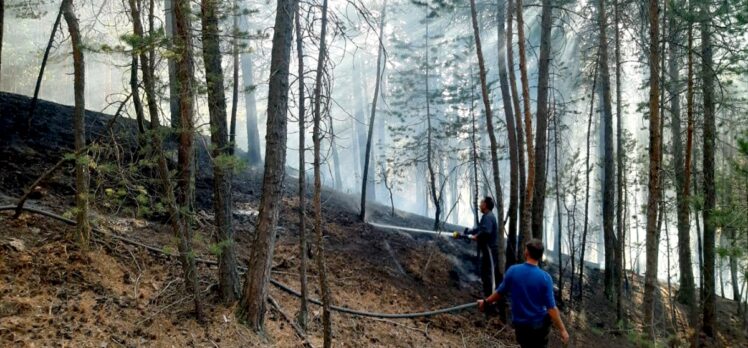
[1,93,745,347]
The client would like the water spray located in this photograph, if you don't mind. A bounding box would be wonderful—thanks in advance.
[366,221,472,241]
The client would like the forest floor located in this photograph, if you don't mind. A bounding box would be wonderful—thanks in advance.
[1,92,746,347]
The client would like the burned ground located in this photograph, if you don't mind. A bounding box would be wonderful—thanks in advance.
[1,93,746,347]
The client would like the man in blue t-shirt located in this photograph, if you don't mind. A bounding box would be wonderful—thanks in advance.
[478,239,569,348]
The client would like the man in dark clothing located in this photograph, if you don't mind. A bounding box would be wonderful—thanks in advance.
[464,197,499,298]
[478,239,569,348]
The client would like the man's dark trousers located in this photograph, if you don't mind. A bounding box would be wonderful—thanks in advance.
[514,315,551,348]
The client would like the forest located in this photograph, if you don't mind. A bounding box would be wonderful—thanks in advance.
[0,0,747,346]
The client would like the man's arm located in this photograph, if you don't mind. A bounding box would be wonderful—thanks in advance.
[477,291,502,312]
[465,215,488,240]
[547,307,569,344]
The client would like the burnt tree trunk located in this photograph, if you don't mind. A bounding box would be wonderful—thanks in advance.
[237,0,299,331]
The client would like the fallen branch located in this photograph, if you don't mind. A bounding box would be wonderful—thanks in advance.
[267,295,314,348]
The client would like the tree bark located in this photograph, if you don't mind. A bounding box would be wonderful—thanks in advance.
[360,0,387,221]
[579,53,599,304]
[230,0,240,154]
[516,0,534,249]
[469,0,505,274]
[311,0,333,345]
[237,0,298,331]
[62,0,90,250]
[700,0,716,337]
[129,53,146,134]
[294,6,309,330]
[530,0,552,240]
[642,0,662,337]
[669,5,696,315]
[507,0,524,266]
[164,0,180,129]
[614,0,626,323]
[200,0,240,303]
[497,0,518,271]
[553,101,564,305]
[595,0,616,302]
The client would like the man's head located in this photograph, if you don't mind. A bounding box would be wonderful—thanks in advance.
[479,196,494,214]
[524,239,545,262]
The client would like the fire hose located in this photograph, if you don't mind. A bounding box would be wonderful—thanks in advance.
[0,205,478,319]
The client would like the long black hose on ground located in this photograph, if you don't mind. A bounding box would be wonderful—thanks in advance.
[0,205,477,319]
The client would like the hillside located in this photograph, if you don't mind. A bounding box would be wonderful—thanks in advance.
[1,93,745,347]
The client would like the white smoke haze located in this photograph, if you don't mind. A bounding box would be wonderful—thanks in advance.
[2,0,747,300]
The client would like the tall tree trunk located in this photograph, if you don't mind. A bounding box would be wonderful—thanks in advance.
[579,53,599,304]
[424,11,441,231]
[596,0,616,302]
[62,0,90,249]
[553,102,564,304]
[237,0,298,331]
[129,53,146,134]
[507,0,524,266]
[26,2,64,131]
[670,5,696,315]
[0,0,4,85]
[311,0,333,345]
[294,7,308,329]
[516,0,535,248]
[614,0,626,323]
[238,13,263,165]
[200,0,240,302]
[164,0,180,129]
[470,66,480,227]
[230,0,240,154]
[469,0,505,274]
[328,120,343,190]
[700,0,716,337]
[497,0,518,271]
[173,0,195,211]
[530,0,552,240]
[360,0,387,221]
[128,0,203,319]
[729,227,740,303]
[643,0,662,337]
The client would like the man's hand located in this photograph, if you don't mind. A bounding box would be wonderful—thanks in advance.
[560,328,569,345]
[469,234,477,241]
[477,299,486,312]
